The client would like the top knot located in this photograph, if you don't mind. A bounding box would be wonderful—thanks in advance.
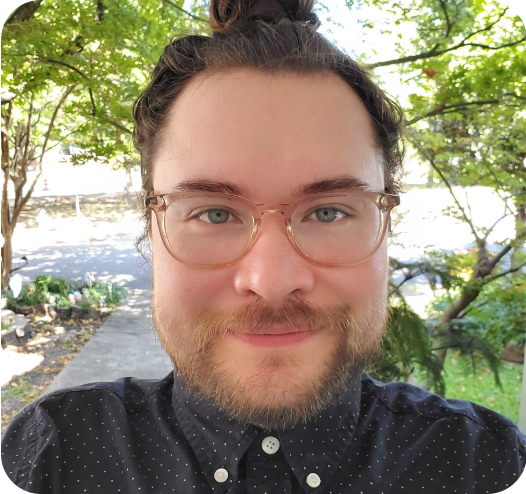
[209,0,320,33]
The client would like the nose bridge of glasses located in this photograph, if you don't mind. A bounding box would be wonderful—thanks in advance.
[256,209,288,230]
[254,203,293,221]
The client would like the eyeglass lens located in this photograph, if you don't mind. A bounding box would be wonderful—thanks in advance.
[161,194,383,265]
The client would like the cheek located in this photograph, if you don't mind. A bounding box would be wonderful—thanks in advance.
[332,243,388,313]
[151,218,228,314]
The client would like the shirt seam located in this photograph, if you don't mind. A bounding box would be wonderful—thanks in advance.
[14,407,38,490]
[42,385,163,415]
[367,391,524,435]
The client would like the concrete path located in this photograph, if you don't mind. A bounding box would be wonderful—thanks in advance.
[43,290,173,395]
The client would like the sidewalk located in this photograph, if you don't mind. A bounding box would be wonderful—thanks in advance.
[43,290,173,395]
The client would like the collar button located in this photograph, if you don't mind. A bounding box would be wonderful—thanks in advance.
[261,436,280,454]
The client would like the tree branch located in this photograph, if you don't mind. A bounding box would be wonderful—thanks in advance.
[483,211,512,242]
[458,300,490,319]
[407,98,497,125]
[106,119,132,135]
[40,85,76,160]
[482,259,526,285]
[488,230,526,271]
[460,7,508,43]
[22,93,34,166]
[438,0,454,38]
[406,93,523,125]
[367,8,520,69]
[45,58,90,80]
[463,35,526,51]
[6,0,43,24]
[2,162,9,209]
[163,0,208,23]
[409,133,480,242]
[44,59,97,115]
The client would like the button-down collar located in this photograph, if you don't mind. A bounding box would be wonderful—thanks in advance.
[172,369,363,493]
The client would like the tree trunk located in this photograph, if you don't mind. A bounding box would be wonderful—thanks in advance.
[426,164,435,188]
[424,248,494,390]
[431,286,482,367]
[0,85,75,289]
[511,203,526,280]
[1,227,13,290]
[6,1,43,24]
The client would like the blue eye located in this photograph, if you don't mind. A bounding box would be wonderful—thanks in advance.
[191,209,238,224]
[306,207,349,223]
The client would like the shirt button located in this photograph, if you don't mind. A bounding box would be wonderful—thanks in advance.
[261,436,280,454]
[306,472,321,488]
[214,468,228,483]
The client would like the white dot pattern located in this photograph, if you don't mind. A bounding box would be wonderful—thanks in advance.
[1,371,525,493]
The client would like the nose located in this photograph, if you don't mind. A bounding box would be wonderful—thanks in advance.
[233,211,315,303]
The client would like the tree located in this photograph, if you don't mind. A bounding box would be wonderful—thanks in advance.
[340,0,526,387]
[1,0,209,288]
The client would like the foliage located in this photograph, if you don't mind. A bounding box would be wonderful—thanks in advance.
[53,294,73,308]
[1,0,208,286]
[432,318,503,388]
[1,319,13,332]
[8,275,72,306]
[2,275,127,311]
[18,280,54,306]
[34,275,71,298]
[428,276,526,351]
[76,280,128,309]
[369,298,446,394]
[342,0,526,386]
[2,0,208,163]
[472,279,526,349]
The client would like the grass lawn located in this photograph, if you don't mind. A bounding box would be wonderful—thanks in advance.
[413,350,523,424]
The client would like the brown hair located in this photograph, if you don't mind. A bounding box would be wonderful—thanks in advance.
[133,0,405,251]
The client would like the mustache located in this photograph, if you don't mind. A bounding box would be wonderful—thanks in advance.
[192,297,359,350]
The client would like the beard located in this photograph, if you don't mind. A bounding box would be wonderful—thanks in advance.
[153,294,388,430]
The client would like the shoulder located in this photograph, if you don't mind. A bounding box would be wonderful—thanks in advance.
[26,371,174,415]
[360,372,526,480]
[1,373,175,490]
[360,371,526,443]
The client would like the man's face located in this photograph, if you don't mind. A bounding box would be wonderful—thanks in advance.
[150,70,389,429]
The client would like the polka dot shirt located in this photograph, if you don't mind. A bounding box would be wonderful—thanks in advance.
[2,371,525,493]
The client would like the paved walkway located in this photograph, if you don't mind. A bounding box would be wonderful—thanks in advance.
[43,290,173,395]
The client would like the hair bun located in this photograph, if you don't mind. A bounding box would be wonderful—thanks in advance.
[209,0,320,33]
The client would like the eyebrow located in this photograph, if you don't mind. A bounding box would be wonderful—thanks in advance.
[169,176,372,200]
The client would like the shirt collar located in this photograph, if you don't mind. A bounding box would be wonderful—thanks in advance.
[171,369,363,493]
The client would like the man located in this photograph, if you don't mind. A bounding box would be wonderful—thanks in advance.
[2,1,525,493]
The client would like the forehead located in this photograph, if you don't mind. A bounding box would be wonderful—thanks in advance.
[152,69,384,200]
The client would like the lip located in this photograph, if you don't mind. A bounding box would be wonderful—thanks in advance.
[229,326,318,347]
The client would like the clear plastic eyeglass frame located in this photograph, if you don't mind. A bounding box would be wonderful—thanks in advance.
[146,190,400,269]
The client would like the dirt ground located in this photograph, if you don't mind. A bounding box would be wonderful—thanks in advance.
[1,313,108,434]
[10,192,141,228]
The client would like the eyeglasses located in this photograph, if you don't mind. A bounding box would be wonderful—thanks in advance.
[146,190,400,268]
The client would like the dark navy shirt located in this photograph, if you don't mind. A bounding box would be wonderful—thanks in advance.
[2,370,525,493]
